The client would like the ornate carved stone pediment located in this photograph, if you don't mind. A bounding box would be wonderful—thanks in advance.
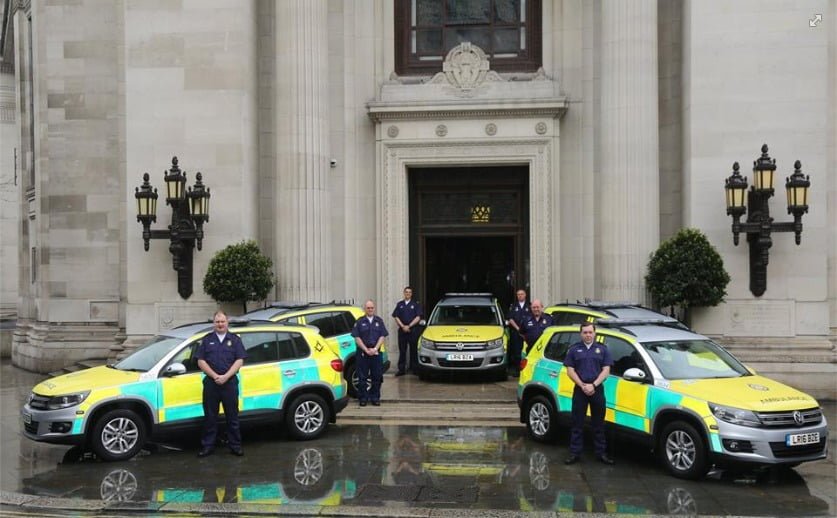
[430,42,504,93]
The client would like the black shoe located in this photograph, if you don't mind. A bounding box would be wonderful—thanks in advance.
[230,448,244,457]
[359,400,367,407]
[597,454,615,465]
[371,400,381,406]
[395,371,406,377]
[197,448,214,458]
[564,455,580,465]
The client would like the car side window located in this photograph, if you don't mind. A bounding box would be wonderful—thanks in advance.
[601,335,644,377]
[277,332,311,360]
[276,316,301,325]
[305,312,339,338]
[544,332,580,361]
[335,311,356,334]
[241,332,280,364]
[551,312,591,326]
[167,341,201,373]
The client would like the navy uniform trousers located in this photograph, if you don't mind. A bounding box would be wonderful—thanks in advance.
[569,384,607,456]
[201,377,241,450]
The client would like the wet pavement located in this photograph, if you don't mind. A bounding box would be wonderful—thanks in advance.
[1,359,835,516]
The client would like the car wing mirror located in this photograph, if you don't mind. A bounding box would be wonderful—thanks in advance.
[623,367,647,382]
[419,319,427,327]
[162,362,187,377]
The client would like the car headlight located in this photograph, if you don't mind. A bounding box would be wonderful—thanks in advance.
[46,391,90,410]
[709,403,761,427]
[486,337,504,349]
[419,337,435,350]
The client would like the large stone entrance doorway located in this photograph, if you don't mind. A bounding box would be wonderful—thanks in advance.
[409,166,529,312]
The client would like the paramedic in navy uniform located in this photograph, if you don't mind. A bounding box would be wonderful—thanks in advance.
[351,300,388,406]
[392,286,423,376]
[196,310,247,457]
[563,322,615,465]
[506,289,530,376]
[521,300,553,353]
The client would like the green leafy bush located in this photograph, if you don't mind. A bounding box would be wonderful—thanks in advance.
[203,241,275,314]
[646,228,730,322]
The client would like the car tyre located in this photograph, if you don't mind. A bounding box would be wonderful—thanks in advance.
[493,366,508,382]
[286,393,330,441]
[526,395,558,443]
[659,420,709,480]
[417,365,432,381]
[90,409,147,462]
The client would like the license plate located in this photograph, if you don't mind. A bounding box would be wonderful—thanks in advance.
[786,432,819,446]
[21,412,31,425]
[446,354,474,361]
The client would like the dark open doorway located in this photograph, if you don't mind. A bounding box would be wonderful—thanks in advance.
[409,166,529,314]
[424,236,517,313]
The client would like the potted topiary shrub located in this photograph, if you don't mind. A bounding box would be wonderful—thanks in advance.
[645,228,730,326]
[203,240,275,314]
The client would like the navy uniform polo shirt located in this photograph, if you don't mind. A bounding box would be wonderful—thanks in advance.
[564,341,614,383]
[522,314,554,346]
[507,301,531,328]
[351,315,389,347]
[392,300,423,331]
[196,332,247,377]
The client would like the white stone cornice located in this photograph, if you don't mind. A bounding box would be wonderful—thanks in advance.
[367,98,568,122]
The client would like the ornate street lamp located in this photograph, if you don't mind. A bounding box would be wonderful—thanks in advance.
[134,157,211,299]
[724,144,811,297]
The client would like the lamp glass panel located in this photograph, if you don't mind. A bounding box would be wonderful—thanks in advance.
[136,198,142,217]
[754,169,774,191]
[788,185,808,207]
[166,178,184,200]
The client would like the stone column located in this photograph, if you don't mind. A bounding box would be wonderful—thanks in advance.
[598,0,660,302]
[274,0,331,302]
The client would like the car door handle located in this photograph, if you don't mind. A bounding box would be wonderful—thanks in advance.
[283,370,296,377]
[548,370,559,378]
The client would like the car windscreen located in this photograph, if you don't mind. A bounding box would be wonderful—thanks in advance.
[113,336,184,372]
[429,305,501,325]
[640,339,749,380]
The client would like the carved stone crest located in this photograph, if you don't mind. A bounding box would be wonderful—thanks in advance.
[430,42,504,92]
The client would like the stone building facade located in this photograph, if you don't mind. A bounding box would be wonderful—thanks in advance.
[0,0,834,397]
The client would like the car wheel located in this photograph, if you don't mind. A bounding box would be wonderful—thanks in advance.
[659,421,709,480]
[344,362,358,398]
[286,394,330,441]
[493,367,508,382]
[90,409,147,462]
[526,395,558,443]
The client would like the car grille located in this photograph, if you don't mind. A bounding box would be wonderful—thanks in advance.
[438,359,483,368]
[28,394,50,410]
[769,440,826,458]
[435,342,487,351]
[23,421,38,434]
[756,407,822,428]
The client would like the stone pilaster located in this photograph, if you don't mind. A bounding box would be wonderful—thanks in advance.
[598,0,660,303]
[274,0,331,302]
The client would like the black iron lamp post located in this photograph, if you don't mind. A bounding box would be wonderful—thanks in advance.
[724,144,811,297]
[134,156,211,299]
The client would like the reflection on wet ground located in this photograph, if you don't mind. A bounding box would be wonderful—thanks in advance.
[5,423,834,516]
[1,359,834,516]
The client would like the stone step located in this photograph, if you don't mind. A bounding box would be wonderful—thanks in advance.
[339,401,521,426]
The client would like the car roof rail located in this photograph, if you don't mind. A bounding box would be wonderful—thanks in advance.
[443,292,494,298]
[329,298,355,306]
[596,318,674,327]
[228,317,274,326]
[580,299,640,309]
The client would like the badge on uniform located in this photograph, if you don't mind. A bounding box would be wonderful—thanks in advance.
[374,322,379,327]
[227,340,232,347]
[595,348,600,354]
